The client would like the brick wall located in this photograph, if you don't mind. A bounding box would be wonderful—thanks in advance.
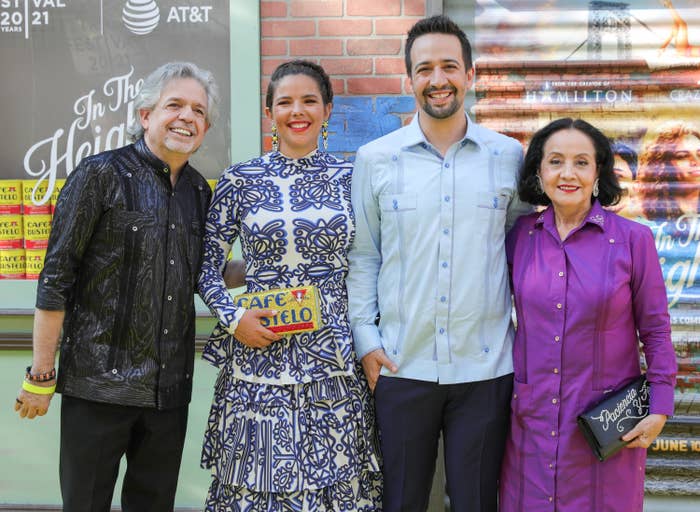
[260,0,428,157]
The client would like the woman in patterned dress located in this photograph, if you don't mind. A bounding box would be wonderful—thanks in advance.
[197,60,383,511]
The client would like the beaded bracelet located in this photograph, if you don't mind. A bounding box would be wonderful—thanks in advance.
[25,366,56,382]
[22,380,56,395]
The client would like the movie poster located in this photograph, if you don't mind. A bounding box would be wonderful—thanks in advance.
[472,0,700,389]
[0,0,230,192]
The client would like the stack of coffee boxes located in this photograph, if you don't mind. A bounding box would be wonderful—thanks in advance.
[0,179,66,279]
[0,180,24,278]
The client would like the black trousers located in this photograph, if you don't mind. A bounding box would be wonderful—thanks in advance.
[374,374,513,512]
[60,395,189,512]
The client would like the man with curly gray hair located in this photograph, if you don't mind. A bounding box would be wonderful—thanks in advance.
[15,62,219,511]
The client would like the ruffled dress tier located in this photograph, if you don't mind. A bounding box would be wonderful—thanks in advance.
[198,150,382,511]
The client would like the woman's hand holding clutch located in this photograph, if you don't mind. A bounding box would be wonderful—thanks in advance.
[234,309,282,348]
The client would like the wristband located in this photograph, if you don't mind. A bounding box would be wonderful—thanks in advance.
[25,366,56,382]
[22,380,56,395]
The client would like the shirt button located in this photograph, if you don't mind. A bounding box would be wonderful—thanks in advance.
[444,195,450,202]
[556,303,562,309]
[163,328,168,335]
[126,172,132,178]
[43,277,48,283]
[609,238,615,244]
[554,335,560,342]
[443,228,449,235]
[552,398,558,404]
[549,463,554,469]
[132,226,138,231]
[111,369,118,375]
[558,271,564,277]
[162,364,166,369]
[549,497,553,502]
[442,261,448,268]
[440,296,446,302]
[186,373,190,379]
[444,162,450,168]
[163,168,168,174]
[439,328,445,334]
[170,223,176,229]
[484,347,490,353]
[513,393,518,399]
[169,259,175,265]
[553,368,559,374]
[551,431,556,437]
[167,295,173,301]
[392,155,398,161]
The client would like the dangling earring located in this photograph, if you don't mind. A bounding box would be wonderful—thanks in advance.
[321,120,329,151]
[593,178,599,198]
[271,123,279,152]
[535,174,544,195]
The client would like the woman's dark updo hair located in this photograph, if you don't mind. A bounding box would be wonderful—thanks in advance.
[518,118,622,207]
[265,60,333,109]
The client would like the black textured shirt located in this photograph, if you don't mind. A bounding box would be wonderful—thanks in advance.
[36,138,212,409]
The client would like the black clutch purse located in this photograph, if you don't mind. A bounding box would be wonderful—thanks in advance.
[576,375,649,462]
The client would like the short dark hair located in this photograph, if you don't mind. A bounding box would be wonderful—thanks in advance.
[265,60,333,109]
[518,118,622,207]
[611,141,638,179]
[405,15,473,77]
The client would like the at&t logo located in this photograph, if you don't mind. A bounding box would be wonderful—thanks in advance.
[122,0,160,36]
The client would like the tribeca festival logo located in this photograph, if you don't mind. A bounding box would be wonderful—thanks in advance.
[122,0,160,35]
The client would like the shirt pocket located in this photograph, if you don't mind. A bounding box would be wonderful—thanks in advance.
[475,192,508,211]
[379,193,417,212]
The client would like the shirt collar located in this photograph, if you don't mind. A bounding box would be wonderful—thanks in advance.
[535,200,607,232]
[134,137,191,178]
[402,111,485,152]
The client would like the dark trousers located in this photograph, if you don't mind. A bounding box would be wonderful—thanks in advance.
[60,395,189,512]
[374,374,513,512]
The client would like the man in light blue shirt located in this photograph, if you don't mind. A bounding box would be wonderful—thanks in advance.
[347,15,531,512]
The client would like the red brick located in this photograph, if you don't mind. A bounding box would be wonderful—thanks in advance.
[319,19,372,36]
[262,20,316,37]
[262,118,273,132]
[348,77,402,94]
[262,58,288,75]
[321,58,373,75]
[261,1,287,17]
[347,38,402,56]
[291,39,343,56]
[262,39,288,56]
[375,18,417,35]
[348,0,401,16]
[263,135,273,152]
[261,78,271,95]
[404,0,425,16]
[291,0,342,17]
[375,57,407,75]
[330,78,345,95]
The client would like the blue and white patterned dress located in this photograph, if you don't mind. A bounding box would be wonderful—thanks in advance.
[197,150,383,511]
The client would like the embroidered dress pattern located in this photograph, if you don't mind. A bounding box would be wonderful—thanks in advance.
[198,150,382,511]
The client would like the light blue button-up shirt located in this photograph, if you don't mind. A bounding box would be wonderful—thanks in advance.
[347,113,531,384]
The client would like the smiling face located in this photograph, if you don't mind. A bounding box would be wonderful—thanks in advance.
[670,133,700,183]
[408,33,473,121]
[265,73,331,159]
[139,77,209,170]
[609,155,635,213]
[539,128,599,214]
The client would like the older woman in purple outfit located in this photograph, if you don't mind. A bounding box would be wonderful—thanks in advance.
[500,118,677,511]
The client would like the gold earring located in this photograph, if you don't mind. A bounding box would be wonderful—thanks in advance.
[271,123,279,152]
[321,120,329,151]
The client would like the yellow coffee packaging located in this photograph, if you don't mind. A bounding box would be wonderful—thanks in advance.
[50,179,67,214]
[233,286,322,335]
[0,214,23,249]
[23,214,52,249]
[0,180,22,215]
[22,179,51,215]
[25,249,46,280]
[0,248,26,279]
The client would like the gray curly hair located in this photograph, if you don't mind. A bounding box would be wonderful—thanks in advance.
[127,61,220,141]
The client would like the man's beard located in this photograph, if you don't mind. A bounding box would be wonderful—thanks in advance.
[421,86,461,119]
